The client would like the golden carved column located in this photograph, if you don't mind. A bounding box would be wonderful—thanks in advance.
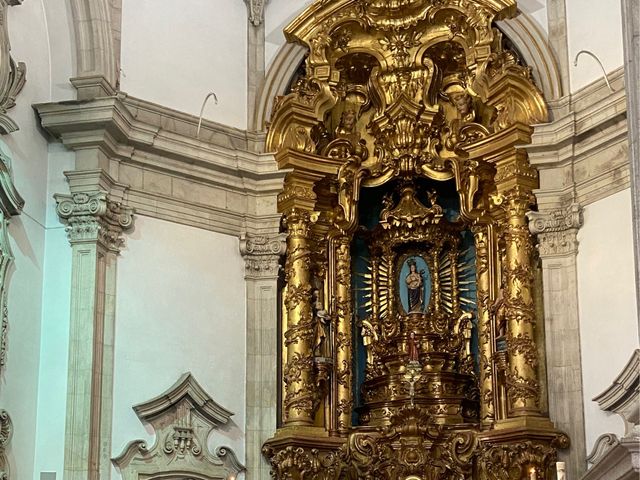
[502,187,540,417]
[333,234,353,434]
[282,208,318,426]
[473,224,495,426]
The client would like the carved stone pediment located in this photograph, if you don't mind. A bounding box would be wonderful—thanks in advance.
[113,373,245,480]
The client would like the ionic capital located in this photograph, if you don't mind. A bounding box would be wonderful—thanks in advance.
[526,203,583,257]
[55,191,134,252]
[239,232,286,279]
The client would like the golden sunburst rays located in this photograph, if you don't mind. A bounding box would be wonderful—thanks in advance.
[359,256,391,320]
[439,247,477,315]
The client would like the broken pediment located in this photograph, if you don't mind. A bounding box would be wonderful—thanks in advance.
[113,372,244,480]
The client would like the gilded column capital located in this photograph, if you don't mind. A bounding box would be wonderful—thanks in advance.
[526,203,583,257]
[239,232,286,279]
[55,192,134,251]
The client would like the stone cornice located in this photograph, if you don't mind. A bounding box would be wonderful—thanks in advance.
[35,93,285,237]
[593,349,640,436]
[528,67,627,163]
[527,67,629,209]
[132,372,234,426]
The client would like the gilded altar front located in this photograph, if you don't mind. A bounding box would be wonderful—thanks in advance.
[263,1,569,479]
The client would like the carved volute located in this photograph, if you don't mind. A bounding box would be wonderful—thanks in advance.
[264,1,568,479]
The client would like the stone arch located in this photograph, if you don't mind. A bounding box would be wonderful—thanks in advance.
[69,0,121,97]
[254,10,562,133]
[252,42,308,132]
[497,11,563,101]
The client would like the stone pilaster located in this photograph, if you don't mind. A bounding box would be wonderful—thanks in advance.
[527,203,587,478]
[240,231,285,480]
[621,0,640,327]
[244,0,269,138]
[55,181,133,480]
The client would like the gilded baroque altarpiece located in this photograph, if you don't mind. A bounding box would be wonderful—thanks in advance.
[263,1,569,479]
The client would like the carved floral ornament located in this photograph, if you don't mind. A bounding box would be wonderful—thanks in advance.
[113,372,245,480]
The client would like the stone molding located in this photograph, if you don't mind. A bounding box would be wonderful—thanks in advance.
[113,372,244,480]
[239,232,286,279]
[55,191,133,252]
[593,349,640,437]
[497,10,563,102]
[581,350,640,479]
[528,67,629,209]
[527,203,583,257]
[0,0,26,134]
[587,433,620,466]
[35,94,284,238]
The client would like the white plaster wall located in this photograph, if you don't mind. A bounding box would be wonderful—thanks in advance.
[120,0,248,129]
[577,189,640,455]
[42,0,77,100]
[0,2,74,479]
[112,215,246,479]
[265,0,312,68]
[32,144,75,480]
[566,0,624,92]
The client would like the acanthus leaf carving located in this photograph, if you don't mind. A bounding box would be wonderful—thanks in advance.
[239,232,286,278]
[527,203,583,257]
[54,191,134,251]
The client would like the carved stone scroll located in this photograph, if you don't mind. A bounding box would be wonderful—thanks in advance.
[0,140,23,480]
[113,372,245,480]
[240,232,286,279]
[527,203,583,257]
[0,0,26,134]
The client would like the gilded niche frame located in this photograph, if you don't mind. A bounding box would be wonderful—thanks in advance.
[263,1,569,479]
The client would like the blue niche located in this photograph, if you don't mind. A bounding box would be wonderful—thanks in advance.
[399,255,431,314]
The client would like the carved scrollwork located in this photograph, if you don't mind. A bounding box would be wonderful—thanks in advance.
[0,0,26,135]
[113,373,244,480]
[55,192,134,252]
[240,232,286,278]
